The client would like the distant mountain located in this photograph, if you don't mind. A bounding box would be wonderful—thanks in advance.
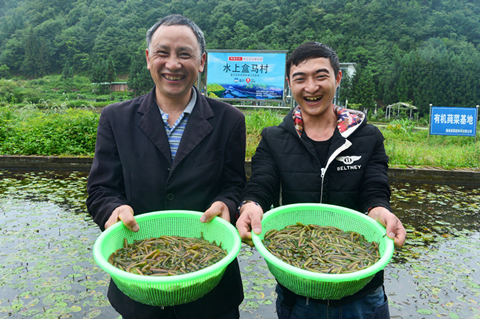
[0,0,479,110]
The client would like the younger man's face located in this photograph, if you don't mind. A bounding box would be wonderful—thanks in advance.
[287,57,342,118]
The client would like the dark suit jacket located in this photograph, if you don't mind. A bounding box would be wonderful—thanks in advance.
[86,86,246,319]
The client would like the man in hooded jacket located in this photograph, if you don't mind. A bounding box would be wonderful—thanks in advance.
[236,41,406,319]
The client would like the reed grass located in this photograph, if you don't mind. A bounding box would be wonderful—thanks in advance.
[382,126,480,169]
[244,110,284,159]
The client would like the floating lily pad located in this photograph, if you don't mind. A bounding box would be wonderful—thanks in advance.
[1,173,480,319]
[417,308,433,314]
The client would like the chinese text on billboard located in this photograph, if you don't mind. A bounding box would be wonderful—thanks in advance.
[206,51,286,101]
[430,106,478,137]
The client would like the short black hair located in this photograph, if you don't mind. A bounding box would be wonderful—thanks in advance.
[286,42,340,80]
[146,14,205,55]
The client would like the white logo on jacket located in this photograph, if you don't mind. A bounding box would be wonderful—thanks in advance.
[335,156,362,171]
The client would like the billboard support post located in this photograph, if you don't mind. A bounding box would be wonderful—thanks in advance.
[428,103,432,142]
[476,105,479,144]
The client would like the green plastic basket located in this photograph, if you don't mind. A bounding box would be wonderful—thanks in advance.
[252,203,394,300]
[93,210,241,306]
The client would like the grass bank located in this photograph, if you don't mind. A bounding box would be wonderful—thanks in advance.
[1,105,479,170]
[382,119,480,170]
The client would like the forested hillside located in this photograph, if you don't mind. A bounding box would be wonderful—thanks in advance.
[1,0,479,114]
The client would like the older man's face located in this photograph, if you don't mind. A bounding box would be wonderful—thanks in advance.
[146,25,205,103]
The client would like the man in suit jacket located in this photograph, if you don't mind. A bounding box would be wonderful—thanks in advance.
[86,14,246,319]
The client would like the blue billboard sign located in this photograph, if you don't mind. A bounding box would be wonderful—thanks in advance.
[206,50,287,101]
[430,106,478,137]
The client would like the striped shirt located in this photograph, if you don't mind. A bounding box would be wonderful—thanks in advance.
[158,88,197,160]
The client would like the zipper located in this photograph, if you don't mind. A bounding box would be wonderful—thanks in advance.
[319,140,352,203]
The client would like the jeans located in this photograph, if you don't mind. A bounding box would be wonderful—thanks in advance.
[276,285,390,319]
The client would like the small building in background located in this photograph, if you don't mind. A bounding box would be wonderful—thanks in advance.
[91,82,130,92]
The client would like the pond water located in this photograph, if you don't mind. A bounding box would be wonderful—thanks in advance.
[0,170,479,319]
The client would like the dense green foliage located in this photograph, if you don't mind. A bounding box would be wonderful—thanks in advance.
[128,49,155,97]
[1,106,478,169]
[1,0,480,114]
[0,76,131,106]
[0,106,99,156]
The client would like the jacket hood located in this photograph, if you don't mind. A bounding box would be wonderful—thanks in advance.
[281,105,365,139]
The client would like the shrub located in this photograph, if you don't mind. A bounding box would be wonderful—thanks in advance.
[244,110,283,158]
[64,100,96,108]
[386,118,417,135]
[0,107,99,156]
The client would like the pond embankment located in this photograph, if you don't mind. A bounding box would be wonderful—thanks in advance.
[1,155,479,187]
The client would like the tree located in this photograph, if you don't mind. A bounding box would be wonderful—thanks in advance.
[0,33,25,74]
[350,66,376,114]
[62,60,70,80]
[68,66,74,80]
[128,51,153,97]
[0,64,10,78]
[106,55,116,93]
[54,25,88,71]
[61,60,74,81]
[21,29,50,78]
[90,58,107,95]
[338,72,352,106]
